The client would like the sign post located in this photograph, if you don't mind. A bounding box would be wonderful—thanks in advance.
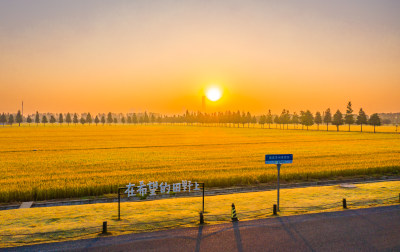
[265,154,293,211]
[277,163,280,211]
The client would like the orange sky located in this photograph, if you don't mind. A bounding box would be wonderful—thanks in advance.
[1,1,399,115]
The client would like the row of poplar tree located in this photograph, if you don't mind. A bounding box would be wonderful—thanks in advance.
[0,111,157,127]
[260,102,382,132]
[0,101,382,132]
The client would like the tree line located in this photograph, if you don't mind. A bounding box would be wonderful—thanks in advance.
[0,101,386,133]
[260,102,382,133]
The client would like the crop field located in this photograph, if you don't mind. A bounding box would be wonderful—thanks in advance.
[0,124,399,202]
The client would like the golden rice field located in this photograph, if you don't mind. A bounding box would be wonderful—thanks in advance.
[0,124,399,203]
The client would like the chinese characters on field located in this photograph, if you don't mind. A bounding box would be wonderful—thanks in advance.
[124,180,201,197]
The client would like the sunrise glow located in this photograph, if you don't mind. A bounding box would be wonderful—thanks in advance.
[0,1,399,114]
[206,87,222,102]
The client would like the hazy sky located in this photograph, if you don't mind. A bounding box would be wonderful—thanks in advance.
[1,0,399,114]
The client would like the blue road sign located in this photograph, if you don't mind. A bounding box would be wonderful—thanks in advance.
[265,154,293,164]
[265,154,293,211]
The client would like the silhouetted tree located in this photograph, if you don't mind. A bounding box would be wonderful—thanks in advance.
[279,110,285,130]
[0,113,6,126]
[185,110,190,125]
[274,115,280,129]
[94,116,100,126]
[266,110,273,129]
[356,108,368,132]
[280,109,290,130]
[16,110,23,126]
[251,116,257,127]
[35,111,40,126]
[230,111,237,127]
[344,101,354,131]
[332,110,344,131]
[107,112,113,124]
[144,112,150,124]
[232,111,238,127]
[369,113,381,133]
[226,111,233,127]
[127,116,132,124]
[241,112,246,128]
[121,116,126,124]
[73,113,78,125]
[113,118,117,124]
[50,115,56,124]
[284,110,291,129]
[323,108,332,131]
[59,113,63,124]
[66,113,72,126]
[101,115,106,125]
[132,113,138,124]
[303,110,314,130]
[291,112,299,129]
[315,112,322,130]
[42,115,48,126]
[246,112,252,128]
[86,113,92,125]
[26,115,32,125]
[259,115,266,128]
[80,117,86,125]
[299,111,305,130]
[8,114,14,126]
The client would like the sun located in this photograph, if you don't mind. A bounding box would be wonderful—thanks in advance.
[206,87,222,101]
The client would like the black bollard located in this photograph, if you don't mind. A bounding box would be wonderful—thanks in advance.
[102,221,107,234]
[273,204,277,215]
[343,198,347,209]
[200,212,204,224]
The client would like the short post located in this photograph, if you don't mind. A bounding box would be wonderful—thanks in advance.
[343,198,347,209]
[202,183,205,213]
[231,203,239,222]
[277,164,281,211]
[118,187,127,220]
[199,211,204,224]
[102,221,107,234]
[118,188,121,220]
[273,204,277,215]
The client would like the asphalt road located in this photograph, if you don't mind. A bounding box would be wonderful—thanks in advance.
[7,205,400,252]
